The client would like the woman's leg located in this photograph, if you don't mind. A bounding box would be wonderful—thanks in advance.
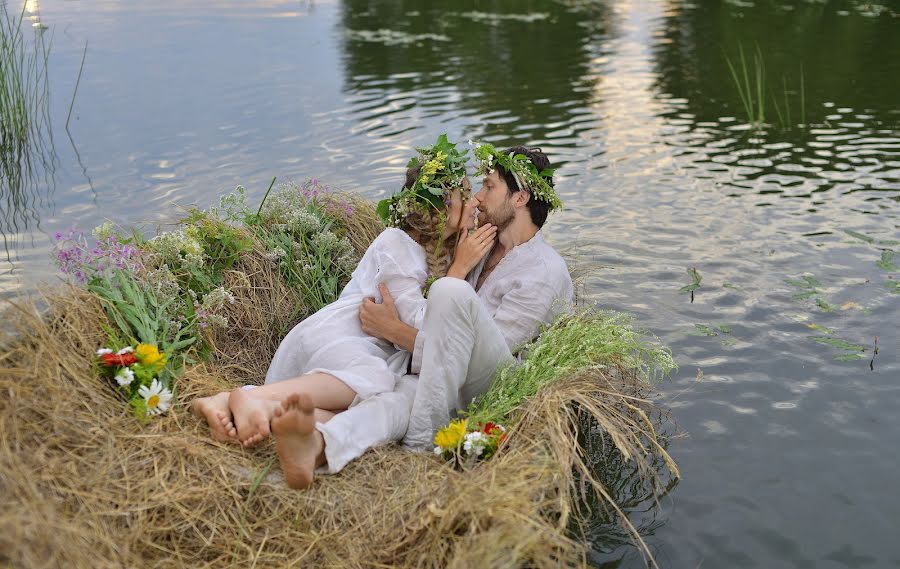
[228,373,355,446]
[190,391,237,443]
[271,393,332,489]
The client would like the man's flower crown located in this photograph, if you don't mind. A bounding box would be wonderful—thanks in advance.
[377,134,470,227]
[472,142,562,211]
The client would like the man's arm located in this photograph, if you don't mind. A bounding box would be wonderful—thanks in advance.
[359,283,418,352]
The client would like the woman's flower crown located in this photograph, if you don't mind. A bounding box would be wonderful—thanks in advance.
[377,134,470,227]
[472,142,562,211]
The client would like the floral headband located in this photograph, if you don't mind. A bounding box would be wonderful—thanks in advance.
[377,134,470,228]
[472,142,562,211]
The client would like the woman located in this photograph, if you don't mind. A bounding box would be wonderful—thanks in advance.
[192,135,483,448]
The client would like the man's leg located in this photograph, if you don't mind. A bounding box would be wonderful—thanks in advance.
[314,374,418,473]
[403,277,514,450]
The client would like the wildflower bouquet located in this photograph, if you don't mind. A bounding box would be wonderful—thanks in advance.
[433,418,507,466]
[96,343,173,418]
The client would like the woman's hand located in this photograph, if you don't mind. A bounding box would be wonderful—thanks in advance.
[447,223,498,279]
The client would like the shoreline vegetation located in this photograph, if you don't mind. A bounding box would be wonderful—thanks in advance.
[0,181,678,567]
[0,2,57,258]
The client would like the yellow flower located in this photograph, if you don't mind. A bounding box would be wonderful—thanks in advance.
[419,175,430,185]
[434,418,468,449]
[422,155,444,177]
[135,344,166,371]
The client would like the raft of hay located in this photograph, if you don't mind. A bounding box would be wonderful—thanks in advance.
[0,195,677,568]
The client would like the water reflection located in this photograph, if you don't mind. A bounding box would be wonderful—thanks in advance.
[0,1,57,260]
[574,409,679,567]
[651,0,900,207]
[338,0,612,147]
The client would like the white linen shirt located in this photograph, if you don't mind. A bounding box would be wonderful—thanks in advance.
[410,230,573,373]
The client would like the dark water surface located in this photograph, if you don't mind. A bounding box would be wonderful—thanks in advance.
[2,0,898,566]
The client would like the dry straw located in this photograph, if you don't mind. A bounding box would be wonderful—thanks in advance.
[0,195,678,568]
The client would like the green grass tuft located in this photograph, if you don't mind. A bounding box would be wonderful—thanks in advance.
[466,309,676,425]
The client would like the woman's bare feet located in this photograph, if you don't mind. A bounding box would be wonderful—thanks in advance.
[191,392,237,443]
[271,393,324,490]
[228,388,280,447]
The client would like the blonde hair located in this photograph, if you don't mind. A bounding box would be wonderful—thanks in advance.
[402,208,455,283]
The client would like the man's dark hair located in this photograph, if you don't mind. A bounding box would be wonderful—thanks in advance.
[496,146,554,228]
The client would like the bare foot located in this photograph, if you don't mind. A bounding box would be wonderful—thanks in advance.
[218,411,238,440]
[271,393,323,490]
[229,388,279,446]
[191,392,237,443]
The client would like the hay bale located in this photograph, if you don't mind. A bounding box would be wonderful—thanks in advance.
[0,296,672,567]
[0,197,676,567]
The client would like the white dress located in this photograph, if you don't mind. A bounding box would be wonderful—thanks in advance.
[264,228,427,397]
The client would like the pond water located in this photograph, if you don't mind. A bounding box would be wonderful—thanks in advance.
[2,0,898,566]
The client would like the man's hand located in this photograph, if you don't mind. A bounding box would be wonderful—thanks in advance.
[447,223,498,279]
[360,283,400,340]
[359,284,419,352]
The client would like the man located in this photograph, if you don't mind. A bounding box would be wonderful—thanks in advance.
[271,145,574,485]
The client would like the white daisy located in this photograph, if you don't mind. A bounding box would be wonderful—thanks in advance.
[434,446,444,455]
[115,367,135,387]
[116,346,134,355]
[138,379,173,416]
[96,348,113,356]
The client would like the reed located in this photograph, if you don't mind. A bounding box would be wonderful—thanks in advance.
[724,44,808,130]
[0,1,56,257]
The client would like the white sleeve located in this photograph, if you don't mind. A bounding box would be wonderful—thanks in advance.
[372,233,428,332]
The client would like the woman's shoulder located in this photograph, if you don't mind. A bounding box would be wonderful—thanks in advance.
[370,228,423,254]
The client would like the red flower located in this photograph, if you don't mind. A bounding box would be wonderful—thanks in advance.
[482,422,504,436]
[100,352,137,367]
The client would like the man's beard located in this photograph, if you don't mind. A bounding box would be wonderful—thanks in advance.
[479,200,515,231]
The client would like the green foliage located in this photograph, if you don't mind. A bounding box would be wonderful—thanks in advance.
[876,251,898,272]
[87,270,195,353]
[724,43,806,129]
[815,297,835,313]
[810,334,868,362]
[785,274,834,312]
[679,267,702,293]
[222,180,361,312]
[844,229,875,244]
[466,310,676,425]
[690,324,718,337]
[1,2,55,249]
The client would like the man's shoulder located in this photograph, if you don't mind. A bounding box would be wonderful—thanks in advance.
[503,234,572,294]
[531,236,572,280]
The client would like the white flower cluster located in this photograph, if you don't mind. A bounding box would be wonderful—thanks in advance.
[309,231,356,275]
[462,431,488,457]
[264,246,287,262]
[216,185,250,222]
[202,286,236,310]
[258,185,325,234]
[143,266,187,336]
[146,226,206,271]
[286,210,324,234]
[91,221,117,241]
